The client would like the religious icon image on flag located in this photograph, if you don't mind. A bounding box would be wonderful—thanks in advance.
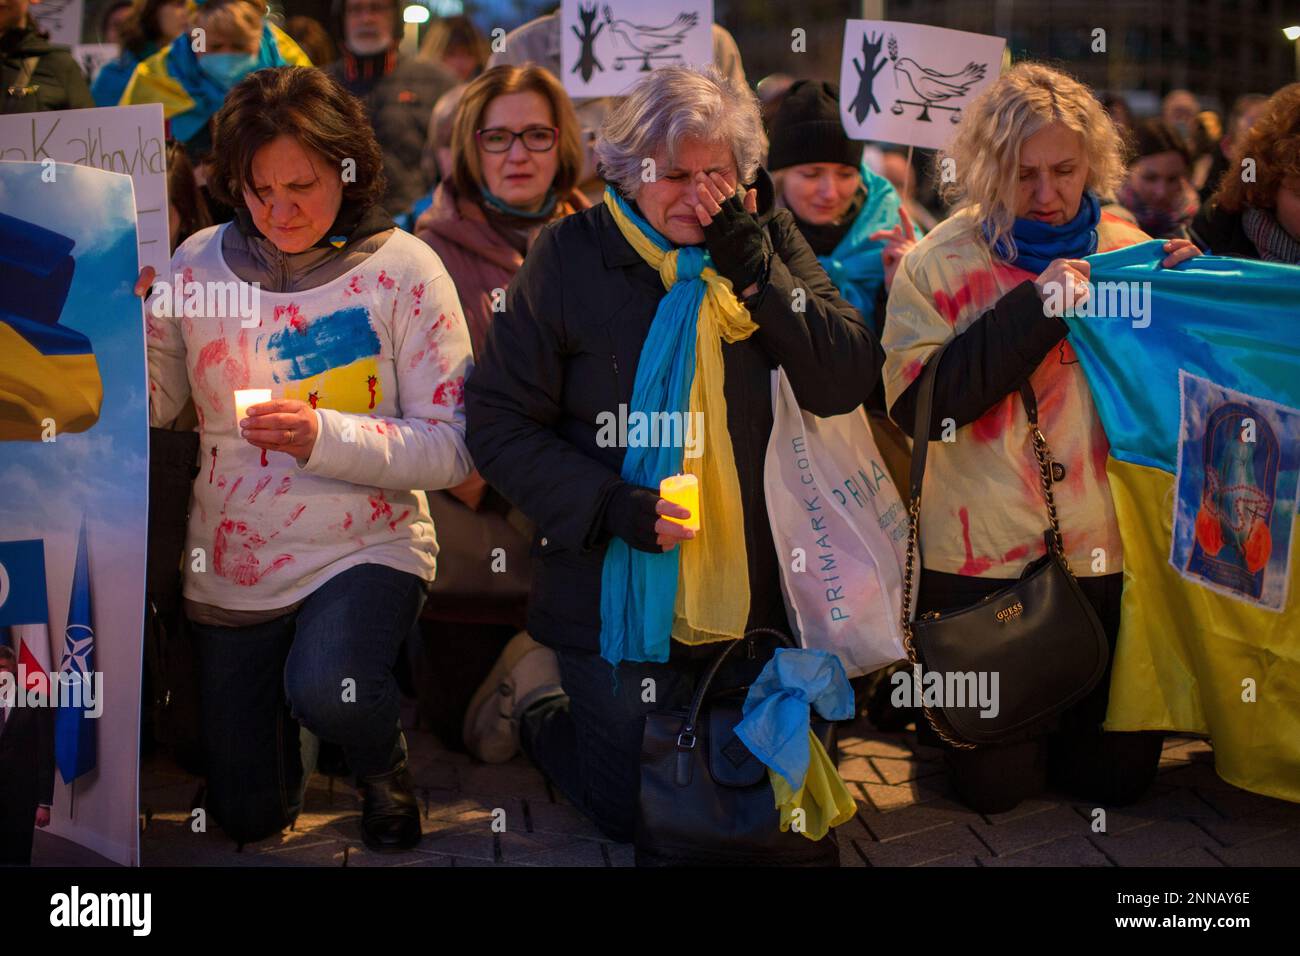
[1172,370,1300,612]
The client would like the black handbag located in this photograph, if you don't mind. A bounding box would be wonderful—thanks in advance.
[635,628,840,867]
[900,342,1110,748]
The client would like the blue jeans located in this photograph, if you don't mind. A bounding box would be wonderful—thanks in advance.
[190,563,427,843]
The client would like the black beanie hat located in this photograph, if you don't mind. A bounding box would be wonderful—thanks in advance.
[767,80,863,173]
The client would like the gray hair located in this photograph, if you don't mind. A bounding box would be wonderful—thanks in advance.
[595,65,767,198]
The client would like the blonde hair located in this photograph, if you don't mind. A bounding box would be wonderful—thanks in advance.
[196,0,264,52]
[939,62,1125,256]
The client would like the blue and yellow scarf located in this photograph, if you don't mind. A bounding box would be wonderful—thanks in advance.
[598,187,756,665]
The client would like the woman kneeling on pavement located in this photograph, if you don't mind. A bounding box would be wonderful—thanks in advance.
[882,63,1200,814]
[145,67,473,851]
[464,65,882,843]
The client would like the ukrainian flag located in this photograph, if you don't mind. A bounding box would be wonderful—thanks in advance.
[0,213,102,442]
[120,22,311,143]
[1069,241,1300,803]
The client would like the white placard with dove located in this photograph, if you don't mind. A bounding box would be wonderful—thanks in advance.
[839,20,1005,150]
[28,0,85,46]
[560,0,715,100]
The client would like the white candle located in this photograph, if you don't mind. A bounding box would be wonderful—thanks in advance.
[234,389,272,425]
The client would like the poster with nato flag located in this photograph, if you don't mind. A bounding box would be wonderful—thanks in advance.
[0,161,146,866]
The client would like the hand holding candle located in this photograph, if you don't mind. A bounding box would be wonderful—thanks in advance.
[237,391,320,462]
[234,389,272,426]
[659,473,700,534]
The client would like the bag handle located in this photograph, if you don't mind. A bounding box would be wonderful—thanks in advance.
[899,339,1070,750]
[676,627,794,749]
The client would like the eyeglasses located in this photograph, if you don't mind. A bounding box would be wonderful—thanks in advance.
[476,126,558,153]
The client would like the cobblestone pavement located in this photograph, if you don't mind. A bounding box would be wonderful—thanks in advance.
[103,704,1300,868]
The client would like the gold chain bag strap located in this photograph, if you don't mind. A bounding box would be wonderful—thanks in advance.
[899,340,1111,749]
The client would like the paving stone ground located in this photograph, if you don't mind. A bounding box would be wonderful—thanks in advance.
[36,702,1300,867]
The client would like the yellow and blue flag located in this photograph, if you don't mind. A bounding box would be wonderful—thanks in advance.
[1069,241,1300,802]
[120,23,311,143]
[0,212,102,442]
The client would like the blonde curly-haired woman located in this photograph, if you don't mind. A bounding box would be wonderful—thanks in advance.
[882,63,1200,814]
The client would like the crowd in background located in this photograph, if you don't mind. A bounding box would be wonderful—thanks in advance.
[2,0,1299,860]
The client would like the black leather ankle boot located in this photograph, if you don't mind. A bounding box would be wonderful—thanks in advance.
[357,760,421,852]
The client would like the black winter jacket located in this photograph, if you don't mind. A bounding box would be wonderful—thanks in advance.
[465,173,883,653]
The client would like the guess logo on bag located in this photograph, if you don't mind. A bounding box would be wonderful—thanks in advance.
[995,601,1024,623]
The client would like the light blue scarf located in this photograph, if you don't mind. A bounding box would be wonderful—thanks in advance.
[816,160,906,331]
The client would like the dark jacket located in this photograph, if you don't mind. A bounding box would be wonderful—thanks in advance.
[1,20,94,114]
[1189,200,1259,259]
[327,49,457,217]
[465,171,882,654]
[0,698,55,862]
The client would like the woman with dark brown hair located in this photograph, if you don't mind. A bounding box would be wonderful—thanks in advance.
[142,66,474,852]
[1191,83,1300,264]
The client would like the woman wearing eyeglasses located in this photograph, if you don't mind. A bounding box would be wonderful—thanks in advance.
[415,64,589,361]
[411,65,588,747]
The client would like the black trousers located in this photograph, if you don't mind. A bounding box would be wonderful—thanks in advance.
[520,638,772,844]
[915,569,1163,815]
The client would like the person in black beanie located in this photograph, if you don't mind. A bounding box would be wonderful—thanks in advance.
[767,79,918,730]
[767,81,916,336]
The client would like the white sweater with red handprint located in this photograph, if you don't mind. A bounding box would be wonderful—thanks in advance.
[148,224,474,612]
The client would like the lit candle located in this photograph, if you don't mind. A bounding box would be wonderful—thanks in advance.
[233,389,272,426]
[659,473,700,534]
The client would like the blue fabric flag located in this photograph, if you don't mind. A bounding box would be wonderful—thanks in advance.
[734,648,854,791]
[55,518,96,784]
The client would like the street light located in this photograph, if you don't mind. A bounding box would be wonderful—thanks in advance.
[1286,26,1300,81]
[401,4,429,57]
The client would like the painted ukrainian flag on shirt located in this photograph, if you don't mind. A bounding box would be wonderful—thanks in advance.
[1068,241,1300,803]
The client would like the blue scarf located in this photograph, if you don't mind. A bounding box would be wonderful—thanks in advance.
[816,160,906,330]
[598,190,708,665]
[983,192,1101,274]
[167,24,290,144]
[479,185,559,221]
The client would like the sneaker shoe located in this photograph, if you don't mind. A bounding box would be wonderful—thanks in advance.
[462,631,562,764]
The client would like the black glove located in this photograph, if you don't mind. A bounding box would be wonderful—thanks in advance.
[602,482,662,553]
[701,192,771,294]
